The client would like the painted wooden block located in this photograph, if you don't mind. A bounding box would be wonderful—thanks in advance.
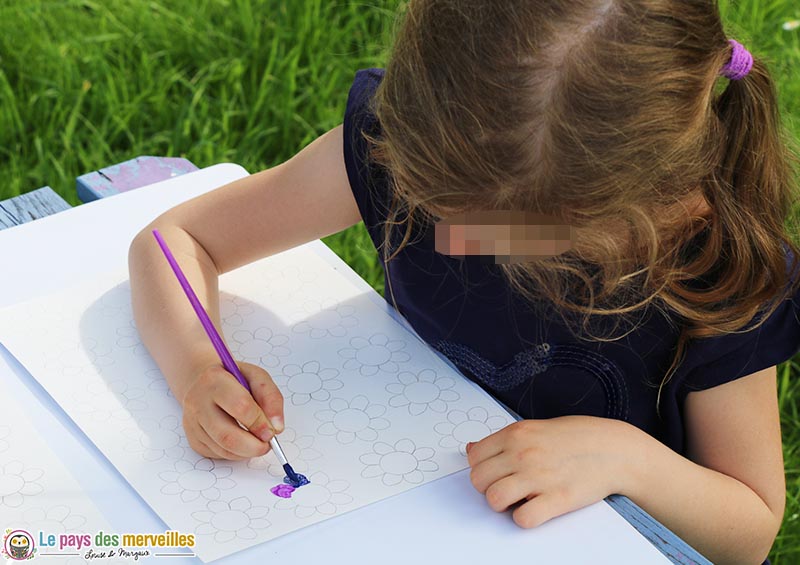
[0,187,71,231]
[76,156,198,202]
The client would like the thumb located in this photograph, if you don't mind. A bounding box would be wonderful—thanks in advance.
[239,362,285,435]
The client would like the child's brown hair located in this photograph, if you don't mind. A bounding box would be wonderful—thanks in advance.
[365,0,800,403]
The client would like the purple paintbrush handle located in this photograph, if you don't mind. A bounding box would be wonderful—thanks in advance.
[151,229,251,392]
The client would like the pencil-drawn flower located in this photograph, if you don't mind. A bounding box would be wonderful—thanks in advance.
[144,368,174,399]
[193,497,270,542]
[292,299,357,339]
[386,369,460,415]
[0,425,10,454]
[260,265,319,302]
[360,439,439,486]
[247,428,322,476]
[230,327,290,368]
[273,472,352,518]
[74,379,147,422]
[115,320,149,357]
[274,361,343,406]
[338,334,410,376]
[159,458,235,502]
[0,461,44,508]
[123,415,186,461]
[220,295,255,327]
[20,505,86,533]
[434,407,509,455]
[46,338,113,377]
[99,283,133,319]
[315,396,390,444]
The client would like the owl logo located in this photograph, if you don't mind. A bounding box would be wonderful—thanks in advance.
[2,529,35,560]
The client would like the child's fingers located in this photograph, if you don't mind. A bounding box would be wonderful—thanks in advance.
[201,404,271,459]
[466,431,505,468]
[213,375,275,443]
[469,452,513,493]
[511,491,572,529]
[240,363,285,434]
[184,416,245,461]
[484,476,531,513]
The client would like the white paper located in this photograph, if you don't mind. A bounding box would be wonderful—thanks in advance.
[0,375,125,564]
[0,245,517,562]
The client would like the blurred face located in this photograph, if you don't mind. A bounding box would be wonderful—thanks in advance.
[434,210,574,263]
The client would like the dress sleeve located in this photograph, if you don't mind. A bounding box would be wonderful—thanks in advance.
[676,249,800,394]
[341,68,392,252]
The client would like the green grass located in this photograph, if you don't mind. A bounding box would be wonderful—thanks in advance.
[0,0,798,561]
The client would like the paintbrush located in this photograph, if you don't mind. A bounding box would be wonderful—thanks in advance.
[151,229,305,487]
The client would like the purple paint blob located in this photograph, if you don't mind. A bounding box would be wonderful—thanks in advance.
[270,484,296,498]
[270,474,310,498]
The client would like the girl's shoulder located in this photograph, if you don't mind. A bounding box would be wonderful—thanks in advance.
[676,247,800,395]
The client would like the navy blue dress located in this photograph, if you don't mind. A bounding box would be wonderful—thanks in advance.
[342,68,800,461]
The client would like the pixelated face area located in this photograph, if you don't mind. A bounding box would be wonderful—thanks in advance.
[434,210,574,263]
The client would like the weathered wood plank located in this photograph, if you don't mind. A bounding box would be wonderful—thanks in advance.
[0,187,71,230]
[607,494,710,564]
[0,204,19,229]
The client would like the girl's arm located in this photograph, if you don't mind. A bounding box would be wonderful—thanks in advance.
[625,365,785,564]
[467,365,784,565]
[128,125,361,459]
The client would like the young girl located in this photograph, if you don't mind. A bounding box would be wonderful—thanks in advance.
[128,1,799,563]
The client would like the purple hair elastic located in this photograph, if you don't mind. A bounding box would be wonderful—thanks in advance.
[721,39,753,81]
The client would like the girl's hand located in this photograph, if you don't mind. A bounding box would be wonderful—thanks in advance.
[467,415,637,528]
[181,361,285,461]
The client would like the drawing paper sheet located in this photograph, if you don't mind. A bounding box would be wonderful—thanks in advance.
[0,245,518,562]
[0,376,118,564]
